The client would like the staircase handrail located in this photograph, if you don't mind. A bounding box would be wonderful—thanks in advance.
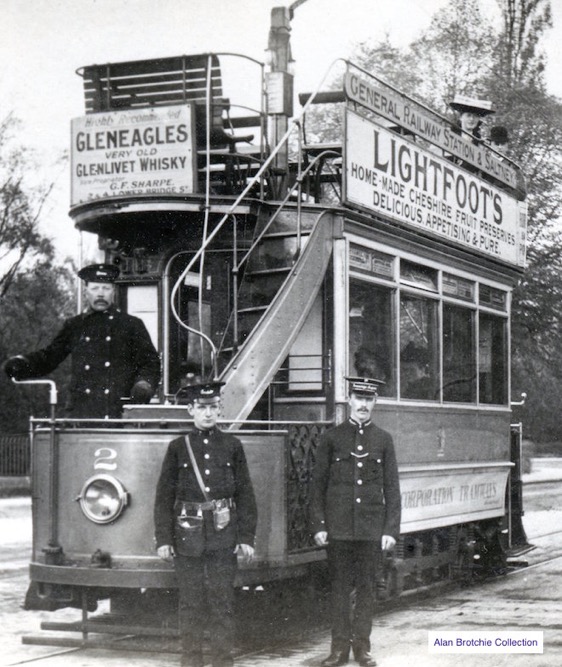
[168,57,346,377]
[234,148,342,273]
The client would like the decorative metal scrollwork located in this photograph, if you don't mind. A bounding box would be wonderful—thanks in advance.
[286,422,329,551]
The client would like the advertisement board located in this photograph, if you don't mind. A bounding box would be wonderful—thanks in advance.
[400,464,511,533]
[345,110,527,267]
[344,71,521,193]
[71,104,196,205]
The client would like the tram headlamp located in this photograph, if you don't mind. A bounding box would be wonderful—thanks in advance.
[76,474,128,524]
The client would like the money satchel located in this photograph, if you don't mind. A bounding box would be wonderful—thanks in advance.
[184,436,231,532]
[174,499,204,555]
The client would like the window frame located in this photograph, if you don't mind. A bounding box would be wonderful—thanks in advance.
[345,235,510,408]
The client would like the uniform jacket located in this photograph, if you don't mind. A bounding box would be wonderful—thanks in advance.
[154,427,257,557]
[309,418,401,541]
[22,306,160,418]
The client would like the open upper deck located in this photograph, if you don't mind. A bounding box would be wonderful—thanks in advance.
[70,54,527,270]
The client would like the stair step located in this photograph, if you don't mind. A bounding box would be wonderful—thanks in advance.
[259,231,312,239]
[237,305,268,315]
[254,209,318,235]
[198,162,259,172]
[245,267,291,277]
[303,142,342,156]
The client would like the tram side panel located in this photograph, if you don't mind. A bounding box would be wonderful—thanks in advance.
[29,429,288,602]
[376,406,512,464]
[374,407,512,536]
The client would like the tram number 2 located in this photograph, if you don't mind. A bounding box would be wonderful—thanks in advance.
[94,447,118,471]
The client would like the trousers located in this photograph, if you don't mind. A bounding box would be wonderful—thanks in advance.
[327,540,379,652]
[175,548,237,666]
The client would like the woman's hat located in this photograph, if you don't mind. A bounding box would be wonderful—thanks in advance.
[449,95,495,117]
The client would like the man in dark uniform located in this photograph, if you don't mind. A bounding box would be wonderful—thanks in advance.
[2,263,160,419]
[310,377,401,667]
[154,380,257,667]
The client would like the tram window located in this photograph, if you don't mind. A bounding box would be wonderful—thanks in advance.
[443,305,476,402]
[186,299,212,367]
[400,295,439,400]
[479,313,507,404]
[126,285,159,349]
[349,279,395,396]
[167,252,233,394]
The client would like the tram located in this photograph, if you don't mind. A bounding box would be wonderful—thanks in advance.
[23,5,529,629]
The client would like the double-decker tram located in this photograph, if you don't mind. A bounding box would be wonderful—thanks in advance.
[22,5,529,646]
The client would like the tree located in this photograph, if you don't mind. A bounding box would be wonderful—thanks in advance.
[0,113,76,431]
[490,1,562,441]
[407,0,497,111]
[498,0,553,86]
[0,114,59,297]
[306,0,562,442]
[0,260,76,431]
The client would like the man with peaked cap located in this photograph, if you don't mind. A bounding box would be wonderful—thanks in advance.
[2,263,160,419]
[448,94,495,140]
[154,380,257,667]
[488,125,509,153]
[310,377,401,667]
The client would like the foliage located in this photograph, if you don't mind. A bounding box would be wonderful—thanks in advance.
[0,114,58,297]
[0,260,76,431]
[0,113,76,432]
[305,0,561,441]
[407,0,497,112]
[498,0,553,85]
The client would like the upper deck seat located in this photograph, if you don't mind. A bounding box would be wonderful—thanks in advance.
[194,98,254,150]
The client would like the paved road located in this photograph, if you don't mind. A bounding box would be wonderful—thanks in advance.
[1,480,561,667]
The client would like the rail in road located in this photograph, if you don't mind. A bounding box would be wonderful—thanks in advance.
[2,489,562,666]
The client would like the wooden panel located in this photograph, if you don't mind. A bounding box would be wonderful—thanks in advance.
[31,429,287,568]
[374,405,511,465]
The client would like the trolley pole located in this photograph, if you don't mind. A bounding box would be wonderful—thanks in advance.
[266,6,294,198]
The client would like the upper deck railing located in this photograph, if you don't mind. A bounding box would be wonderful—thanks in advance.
[300,62,526,201]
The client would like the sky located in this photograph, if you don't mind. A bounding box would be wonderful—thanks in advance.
[2,0,561,262]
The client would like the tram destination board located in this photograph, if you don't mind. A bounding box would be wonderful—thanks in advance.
[344,71,521,192]
[344,109,527,268]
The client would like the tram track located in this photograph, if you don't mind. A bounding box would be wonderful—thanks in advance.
[4,500,562,666]
[6,548,562,667]
[11,523,562,663]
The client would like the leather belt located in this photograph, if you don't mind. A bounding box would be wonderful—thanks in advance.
[180,497,234,512]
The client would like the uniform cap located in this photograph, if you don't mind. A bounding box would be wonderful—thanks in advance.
[345,376,384,396]
[184,381,226,403]
[78,263,120,283]
[449,95,495,117]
